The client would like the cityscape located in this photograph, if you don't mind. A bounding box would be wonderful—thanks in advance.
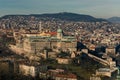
[0,0,120,80]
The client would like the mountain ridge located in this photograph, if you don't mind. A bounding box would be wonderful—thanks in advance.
[0,12,107,22]
[107,17,120,23]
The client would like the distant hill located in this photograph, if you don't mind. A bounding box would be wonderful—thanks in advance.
[107,17,120,23]
[0,12,107,22]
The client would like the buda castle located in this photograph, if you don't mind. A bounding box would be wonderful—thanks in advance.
[12,23,77,55]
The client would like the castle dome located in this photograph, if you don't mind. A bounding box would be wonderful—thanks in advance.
[57,29,62,33]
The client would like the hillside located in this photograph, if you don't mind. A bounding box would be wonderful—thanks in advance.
[108,17,120,23]
[0,12,106,22]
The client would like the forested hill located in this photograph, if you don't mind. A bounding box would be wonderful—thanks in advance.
[0,12,106,22]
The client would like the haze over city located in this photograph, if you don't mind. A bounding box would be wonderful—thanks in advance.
[0,0,120,18]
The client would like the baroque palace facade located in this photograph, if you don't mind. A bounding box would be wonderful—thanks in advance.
[13,27,77,54]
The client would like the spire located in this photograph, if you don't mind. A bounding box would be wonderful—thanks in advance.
[39,21,42,33]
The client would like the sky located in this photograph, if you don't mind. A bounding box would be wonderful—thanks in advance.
[0,0,120,18]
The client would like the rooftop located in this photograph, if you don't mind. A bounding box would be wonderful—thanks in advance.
[97,68,111,72]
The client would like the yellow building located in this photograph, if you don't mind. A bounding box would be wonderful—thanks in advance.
[15,29,77,54]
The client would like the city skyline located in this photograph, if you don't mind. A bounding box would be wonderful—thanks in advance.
[0,0,120,18]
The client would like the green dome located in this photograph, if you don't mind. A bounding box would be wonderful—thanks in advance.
[57,29,62,33]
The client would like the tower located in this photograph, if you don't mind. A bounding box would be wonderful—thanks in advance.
[38,21,42,33]
[57,28,63,49]
[57,29,63,39]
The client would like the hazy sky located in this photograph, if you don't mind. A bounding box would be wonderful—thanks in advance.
[0,0,120,18]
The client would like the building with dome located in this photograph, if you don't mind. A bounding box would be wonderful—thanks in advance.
[13,28,77,54]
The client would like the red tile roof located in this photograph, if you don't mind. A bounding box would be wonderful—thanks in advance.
[46,32,57,36]
[55,73,77,79]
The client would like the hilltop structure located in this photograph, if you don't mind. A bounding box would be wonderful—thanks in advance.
[10,23,77,57]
